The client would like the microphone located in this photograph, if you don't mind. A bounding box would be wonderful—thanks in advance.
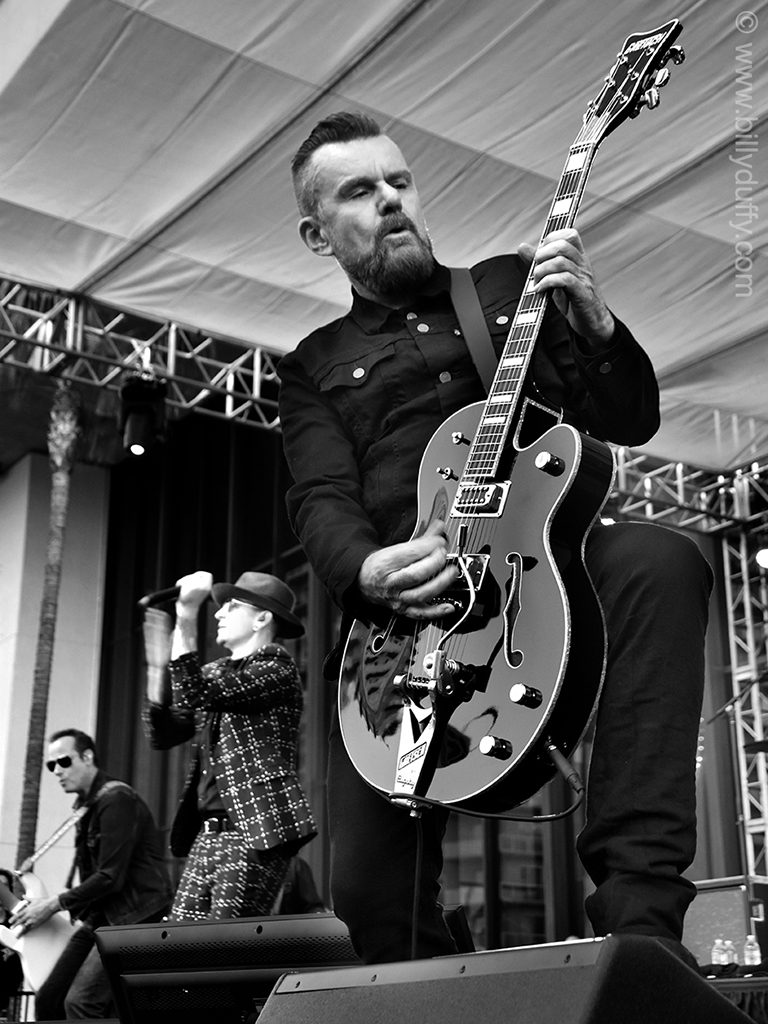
[137,586,180,609]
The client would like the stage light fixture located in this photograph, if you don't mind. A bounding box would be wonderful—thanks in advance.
[757,544,768,571]
[118,374,167,456]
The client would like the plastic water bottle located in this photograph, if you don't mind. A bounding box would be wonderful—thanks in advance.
[711,937,726,964]
[744,934,762,966]
[723,939,739,964]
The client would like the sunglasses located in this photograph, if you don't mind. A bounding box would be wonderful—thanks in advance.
[46,755,75,772]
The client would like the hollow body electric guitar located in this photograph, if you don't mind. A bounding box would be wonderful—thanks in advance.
[339,22,685,814]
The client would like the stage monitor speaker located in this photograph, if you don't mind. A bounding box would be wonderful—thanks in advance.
[258,934,752,1024]
[683,875,768,964]
[95,911,360,1024]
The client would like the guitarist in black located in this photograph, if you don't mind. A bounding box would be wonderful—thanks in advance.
[9,729,172,1019]
[0,869,23,1017]
[278,112,714,968]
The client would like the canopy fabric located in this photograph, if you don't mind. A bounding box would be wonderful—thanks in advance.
[1,0,766,470]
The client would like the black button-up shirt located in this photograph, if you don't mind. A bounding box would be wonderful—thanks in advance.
[278,255,659,620]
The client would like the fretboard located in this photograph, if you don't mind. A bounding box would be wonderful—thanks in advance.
[462,139,598,482]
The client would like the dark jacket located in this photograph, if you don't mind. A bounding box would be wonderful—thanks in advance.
[58,770,172,927]
[278,255,660,619]
[144,645,317,856]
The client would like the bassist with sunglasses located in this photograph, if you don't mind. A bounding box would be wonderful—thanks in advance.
[9,728,172,1020]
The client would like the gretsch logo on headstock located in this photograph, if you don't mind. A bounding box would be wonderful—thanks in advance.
[624,32,665,54]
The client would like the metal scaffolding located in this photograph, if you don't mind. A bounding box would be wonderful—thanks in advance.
[610,449,768,875]
[610,453,768,877]
[0,279,281,429]
[721,532,768,876]
[3,274,768,872]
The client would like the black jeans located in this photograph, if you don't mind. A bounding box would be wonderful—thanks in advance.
[328,522,713,963]
[35,924,103,1021]
[35,906,169,1020]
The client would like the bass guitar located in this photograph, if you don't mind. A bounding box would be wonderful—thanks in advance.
[339,21,685,814]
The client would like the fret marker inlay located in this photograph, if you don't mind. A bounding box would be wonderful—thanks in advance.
[566,151,588,171]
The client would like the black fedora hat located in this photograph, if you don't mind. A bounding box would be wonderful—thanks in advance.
[211,571,304,638]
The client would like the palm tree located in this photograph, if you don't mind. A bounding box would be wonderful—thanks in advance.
[15,381,81,867]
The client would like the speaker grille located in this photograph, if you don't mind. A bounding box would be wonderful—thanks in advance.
[117,929,358,970]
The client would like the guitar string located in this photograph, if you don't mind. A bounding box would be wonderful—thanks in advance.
[398,79,640,792]
[469,85,631,471]
[416,131,598,729]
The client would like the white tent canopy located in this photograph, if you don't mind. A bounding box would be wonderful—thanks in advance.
[1,0,766,471]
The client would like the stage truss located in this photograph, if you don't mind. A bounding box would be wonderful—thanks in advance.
[610,449,768,876]
[2,276,768,873]
[0,279,281,428]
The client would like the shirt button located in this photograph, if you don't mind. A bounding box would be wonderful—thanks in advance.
[352,367,366,379]
[417,323,429,333]
[406,312,417,320]
[454,328,462,336]
[598,361,612,374]
[439,371,452,384]
[496,315,509,325]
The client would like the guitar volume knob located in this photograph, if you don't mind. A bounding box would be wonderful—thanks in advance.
[479,735,513,760]
[534,451,565,476]
[509,683,543,709]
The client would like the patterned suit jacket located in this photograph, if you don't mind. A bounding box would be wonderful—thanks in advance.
[144,644,317,856]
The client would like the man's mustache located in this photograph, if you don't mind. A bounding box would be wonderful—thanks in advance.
[376,213,418,243]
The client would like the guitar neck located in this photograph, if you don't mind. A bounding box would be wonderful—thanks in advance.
[23,806,87,869]
[460,11,687,485]
[462,138,599,483]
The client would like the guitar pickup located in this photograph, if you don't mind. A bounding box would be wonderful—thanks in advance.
[451,481,509,517]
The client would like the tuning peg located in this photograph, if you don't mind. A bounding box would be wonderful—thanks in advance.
[628,85,661,119]
[654,68,671,88]
[636,86,661,111]
[666,44,685,65]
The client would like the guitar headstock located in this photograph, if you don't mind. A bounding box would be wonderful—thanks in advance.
[583,20,685,144]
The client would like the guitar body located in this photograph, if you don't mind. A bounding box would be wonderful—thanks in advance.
[0,871,74,992]
[339,407,615,813]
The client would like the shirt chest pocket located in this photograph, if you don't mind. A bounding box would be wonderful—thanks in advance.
[480,298,518,361]
[315,343,404,444]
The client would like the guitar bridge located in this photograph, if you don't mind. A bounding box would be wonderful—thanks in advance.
[452,480,509,517]
[445,553,489,589]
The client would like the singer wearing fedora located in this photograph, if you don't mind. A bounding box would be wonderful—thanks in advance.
[143,570,317,920]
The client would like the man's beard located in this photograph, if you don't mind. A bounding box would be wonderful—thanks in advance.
[336,213,435,300]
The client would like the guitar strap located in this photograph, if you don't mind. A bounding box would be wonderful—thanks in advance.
[449,267,495,394]
[17,780,130,889]
[64,780,131,888]
[22,807,89,874]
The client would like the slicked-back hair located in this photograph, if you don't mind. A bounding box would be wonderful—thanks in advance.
[49,727,99,765]
[291,111,382,217]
